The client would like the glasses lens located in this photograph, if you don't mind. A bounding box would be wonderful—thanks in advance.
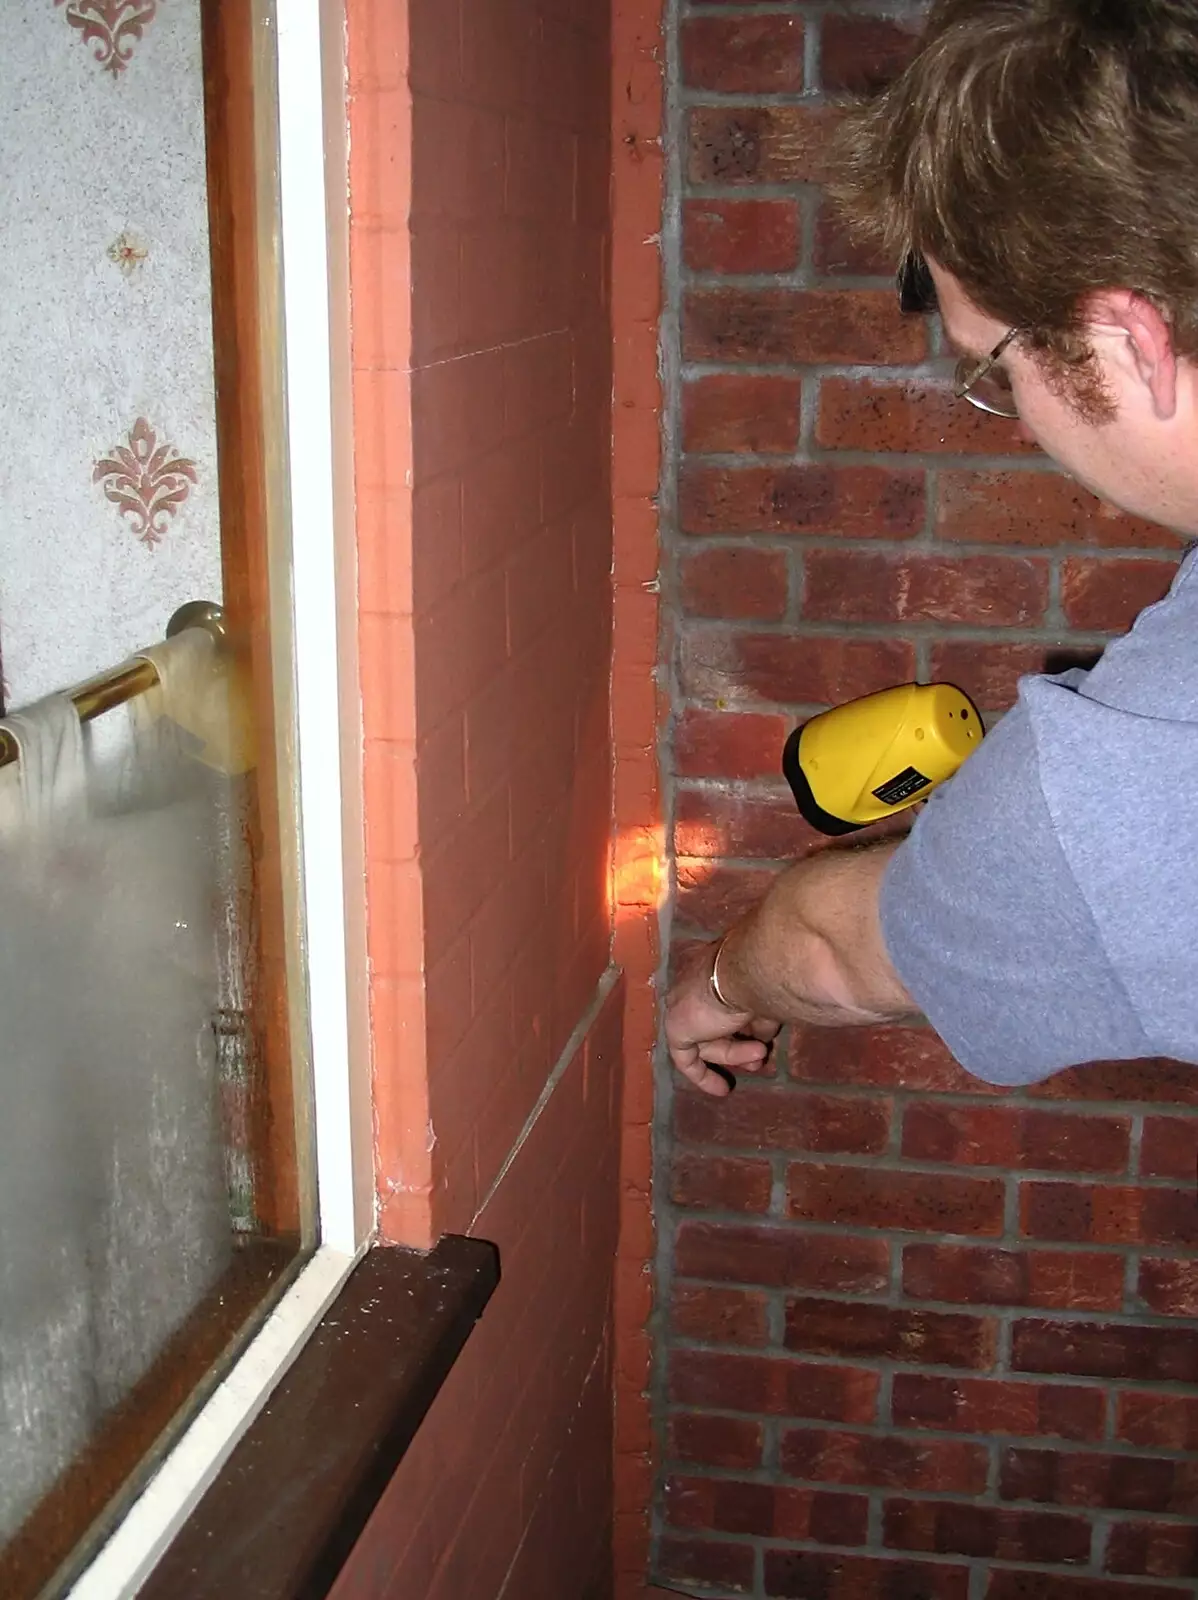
[954,355,1019,419]
[897,252,937,315]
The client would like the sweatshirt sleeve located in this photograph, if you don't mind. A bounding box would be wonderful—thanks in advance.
[878,694,1152,1086]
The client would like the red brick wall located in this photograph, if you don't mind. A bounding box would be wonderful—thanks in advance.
[331,978,623,1600]
[405,0,615,1239]
[656,6,1198,1596]
[339,0,620,1594]
[610,0,669,1593]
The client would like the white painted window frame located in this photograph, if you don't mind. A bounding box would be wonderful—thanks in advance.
[67,5,368,1595]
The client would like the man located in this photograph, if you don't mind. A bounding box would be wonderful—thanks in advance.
[665,0,1198,1096]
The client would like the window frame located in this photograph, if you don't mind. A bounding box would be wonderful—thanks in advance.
[65,3,372,1593]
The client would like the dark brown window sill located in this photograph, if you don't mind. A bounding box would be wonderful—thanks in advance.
[139,1235,500,1600]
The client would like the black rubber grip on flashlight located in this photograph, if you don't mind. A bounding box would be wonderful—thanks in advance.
[782,725,864,838]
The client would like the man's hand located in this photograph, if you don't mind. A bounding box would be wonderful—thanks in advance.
[664,842,918,1096]
[664,941,782,1097]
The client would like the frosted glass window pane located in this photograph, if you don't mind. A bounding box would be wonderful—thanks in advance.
[0,2,309,1592]
[0,680,304,1594]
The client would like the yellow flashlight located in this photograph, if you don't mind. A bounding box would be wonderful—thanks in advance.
[783,683,983,835]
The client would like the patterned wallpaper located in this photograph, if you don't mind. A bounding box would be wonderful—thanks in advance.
[0,0,223,707]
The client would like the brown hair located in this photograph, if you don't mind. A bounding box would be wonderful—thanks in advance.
[834,0,1198,394]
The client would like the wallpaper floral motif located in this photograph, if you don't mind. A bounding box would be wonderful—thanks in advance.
[94,419,197,548]
[108,230,148,274]
[54,0,159,77]
[2,0,221,704]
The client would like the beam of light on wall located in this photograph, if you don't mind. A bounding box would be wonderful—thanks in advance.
[610,824,669,919]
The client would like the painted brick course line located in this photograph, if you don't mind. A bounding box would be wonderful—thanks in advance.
[649,2,1197,1597]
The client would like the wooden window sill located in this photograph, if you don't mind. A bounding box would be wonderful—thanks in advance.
[138,1235,500,1600]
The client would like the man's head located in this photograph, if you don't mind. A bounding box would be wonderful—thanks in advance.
[835,0,1198,531]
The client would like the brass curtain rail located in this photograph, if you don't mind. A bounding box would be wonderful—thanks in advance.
[0,601,226,771]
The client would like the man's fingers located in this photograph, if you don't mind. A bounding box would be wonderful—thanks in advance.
[691,1036,768,1069]
[672,1046,733,1097]
[748,1017,782,1043]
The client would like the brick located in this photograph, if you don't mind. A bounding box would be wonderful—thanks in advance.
[684,288,926,366]
[1000,1445,1198,1514]
[671,1283,770,1347]
[1020,1182,1198,1247]
[681,14,804,93]
[1141,1115,1198,1179]
[668,1411,763,1470]
[670,1348,880,1423]
[787,1297,996,1370]
[765,1549,970,1599]
[676,1085,889,1155]
[674,784,823,861]
[665,1475,868,1544]
[901,1104,1131,1173]
[671,1151,773,1214]
[613,499,660,595]
[788,1163,1006,1238]
[820,14,922,93]
[892,1374,1105,1443]
[658,1535,754,1592]
[648,0,1198,1571]
[902,1245,1125,1313]
[1029,1057,1198,1106]
[674,708,792,779]
[1060,557,1178,631]
[680,546,789,620]
[929,641,1067,713]
[675,860,778,931]
[818,376,1036,455]
[986,1572,1182,1599]
[1117,1391,1198,1449]
[814,205,890,278]
[679,631,917,710]
[936,469,1185,550]
[683,199,800,276]
[804,550,1049,627]
[1138,1257,1198,1317]
[674,1220,890,1295]
[1106,1519,1198,1579]
[780,1427,989,1494]
[884,1498,1091,1565]
[683,373,802,454]
[1012,1318,1198,1383]
[688,104,840,187]
[679,463,925,538]
[788,1025,1003,1095]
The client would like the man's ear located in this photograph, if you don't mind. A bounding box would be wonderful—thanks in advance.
[1083,289,1178,420]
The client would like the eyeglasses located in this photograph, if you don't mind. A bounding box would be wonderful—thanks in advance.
[897,251,1021,420]
[953,327,1020,418]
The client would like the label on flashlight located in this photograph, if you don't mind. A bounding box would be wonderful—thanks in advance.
[872,766,931,807]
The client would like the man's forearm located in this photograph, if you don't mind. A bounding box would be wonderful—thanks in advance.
[713,840,919,1026]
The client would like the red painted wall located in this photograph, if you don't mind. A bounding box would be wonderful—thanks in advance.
[339,0,621,1593]
[404,0,615,1240]
[351,0,615,1248]
[332,978,624,1600]
[655,7,1198,1598]
[608,1,667,1593]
